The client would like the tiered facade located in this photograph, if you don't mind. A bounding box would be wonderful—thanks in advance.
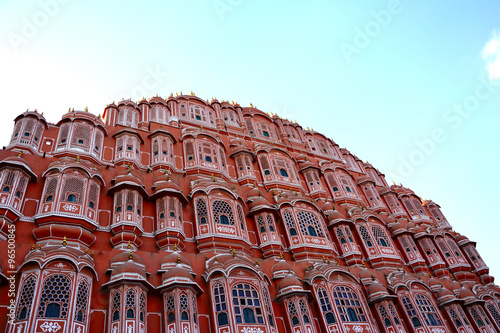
[0,94,499,333]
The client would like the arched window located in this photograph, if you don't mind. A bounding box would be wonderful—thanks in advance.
[213,283,229,326]
[317,287,336,324]
[37,274,71,319]
[359,225,374,248]
[415,294,441,327]
[279,168,288,177]
[74,280,90,323]
[180,294,189,321]
[379,304,391,326]
[388,303,401,325]
[196,198,208,226]
[166,293,175,323]
[125,288,136,319]
[111,291,121,321]
[212,200,235,226]
[16,276,36,321]
[139,292,146,323]
[283,210,298,237]
[232,284,264,324]
[334,286,366,322]
[401,295,421,328]
[297,210,324,237]
[298,299,310,324]
[288,301,299,326]
[372,226,390,247]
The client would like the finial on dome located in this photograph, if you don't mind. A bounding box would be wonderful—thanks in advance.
[174,243,178,251]
[18,151,22,157]
[38,244,42,250]
[127,165,131,173]
[31,244,35,251]
[177,255,181,264]
[191,91,195,96]
[91,251,94,258]
[250,103,253,107]
[279,252,283,259]
[85,248,88,255]
[85,107,88,112]
[76,155,80,162]
[129,250,133,260]
[127,241,131,249]
[62,236,67,246]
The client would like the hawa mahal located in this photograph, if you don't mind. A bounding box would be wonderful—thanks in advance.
[0,93,499,333]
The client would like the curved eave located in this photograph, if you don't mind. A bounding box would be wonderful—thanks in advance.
[112,129,145,144]
[149,188,188,204]
[147,129,177,143]
[0,160,37,182]
[108,181,149,197]
[56,115,108,135]
[101,277,154,291]
[157,280,203,295]
[274,289,312,303]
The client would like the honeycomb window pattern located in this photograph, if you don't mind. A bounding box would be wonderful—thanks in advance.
[297,210,324,237]
[212,200,235,225]
[37,274,71,319]
[111,290,121,321]
[16,275,37,320]
[74,279,90,323]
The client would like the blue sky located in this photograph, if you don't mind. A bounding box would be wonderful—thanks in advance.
[1,1,499,278]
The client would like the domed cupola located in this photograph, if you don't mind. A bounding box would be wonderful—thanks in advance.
[8,110,48,155]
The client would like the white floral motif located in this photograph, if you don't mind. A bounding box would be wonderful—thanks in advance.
[353,325,364,333]
[240,328,264,333]
[431,329,445,333]
[62,204,78,212]
[55,263,66,268]
[16,324,23,333]
[40,322,62,332]
[216,225,235,233]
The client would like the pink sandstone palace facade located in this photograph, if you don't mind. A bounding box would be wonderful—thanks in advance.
[0,94,499,333]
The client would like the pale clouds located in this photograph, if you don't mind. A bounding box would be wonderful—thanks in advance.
[482,30,500,80]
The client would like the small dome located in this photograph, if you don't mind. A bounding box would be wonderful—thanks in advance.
[160,251,191,267]
[437,286,454,299]
[278,275,302,291]
[299,160,315,170]
[272,259,293,274]
[427,277,441,289]
[111,251,146,267]
[295,154,307,163]
[458,287,475,299]
[450,280,462,291]
[359,267,372,280]
[248,197,272,210]
[322,201,334,212]
[367,280,388,297]
[406,222,416,230]
[328,210,344,221]
[246,187,262,200]
[455,234,469,243]
[385,215,397,224]
[154,179,181,193]
[115,170,144,187]
[413,226,426,234]
[389,222,404,233]
[111,260,146,279]
[162,265,193,282]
